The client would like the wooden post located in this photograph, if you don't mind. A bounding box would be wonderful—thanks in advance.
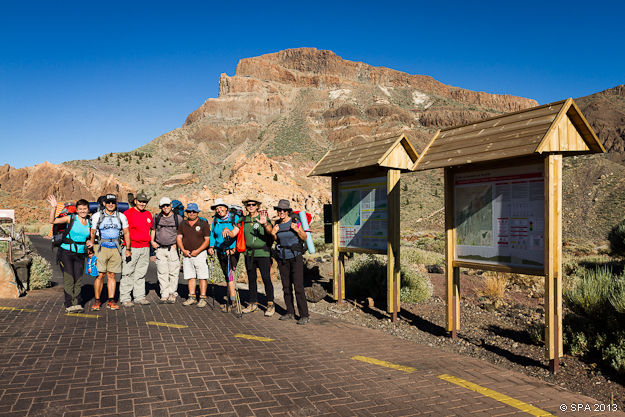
[332,177,343,303]
[444,168,460,337]
[387,169,401,322]
[544,154,563,373]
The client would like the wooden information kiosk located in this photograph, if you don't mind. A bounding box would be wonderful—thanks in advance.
[309,134,419,322]
[413,98,605,372]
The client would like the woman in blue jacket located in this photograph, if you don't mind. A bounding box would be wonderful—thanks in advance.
[207,198,240,313]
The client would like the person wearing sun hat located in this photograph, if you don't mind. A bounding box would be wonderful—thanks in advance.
[270,199,309,324]
[208,198,241,313]
[176,202,211,308]
[239,196,275,316]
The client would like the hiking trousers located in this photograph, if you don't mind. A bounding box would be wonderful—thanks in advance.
[245,256,273,304]
[156,246,180,298]
[278,254,308,318]
[58,248,85,308]
[119,247,150,302]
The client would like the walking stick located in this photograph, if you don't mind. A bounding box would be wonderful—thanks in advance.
[208,254,215,309]
[227,252,242,318]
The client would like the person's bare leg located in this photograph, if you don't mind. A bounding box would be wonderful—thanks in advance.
[199,279,207,297]
[227,281,235,298]
[188,278,196,296]
[94,273,104,299]
[107,272,116,299]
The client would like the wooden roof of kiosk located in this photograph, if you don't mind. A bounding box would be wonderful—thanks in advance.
[413,98,605,171]
[308,133,419,177]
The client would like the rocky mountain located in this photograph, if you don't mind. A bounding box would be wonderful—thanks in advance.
[1,48,622,244]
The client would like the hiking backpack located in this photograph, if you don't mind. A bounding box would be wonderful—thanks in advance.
[51,205,77,248]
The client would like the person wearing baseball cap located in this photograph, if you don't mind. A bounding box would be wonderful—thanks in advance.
[177,203,212,307]
[151,197,183,303]
[89,193,131,311]
[119,191,153,307]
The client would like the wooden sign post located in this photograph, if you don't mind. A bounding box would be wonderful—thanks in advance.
[310,134,418,323]
[414,99,604,373]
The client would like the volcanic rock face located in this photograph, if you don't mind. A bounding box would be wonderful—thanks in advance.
[0,162,134,202]
[2,48,539,224]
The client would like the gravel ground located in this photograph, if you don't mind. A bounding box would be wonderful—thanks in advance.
[306,271,625,409]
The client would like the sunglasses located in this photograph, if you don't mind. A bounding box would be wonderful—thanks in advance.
[246,203,257,207]
[105,200,117,204]
[276,209,288,213]
[159,204,171,208]
[185,210,198,213]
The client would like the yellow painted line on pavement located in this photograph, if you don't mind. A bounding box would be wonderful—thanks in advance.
[234,333,274,342]
[0,306,36,312]
[146,321,188,329]
[438,374,554,416]
[351,355,416,373]
[66,313,99,318]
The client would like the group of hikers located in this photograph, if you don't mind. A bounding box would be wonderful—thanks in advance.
[47,192,310,325]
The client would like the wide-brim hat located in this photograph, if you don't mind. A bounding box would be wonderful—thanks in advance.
[210,198,229,211]
[273,199,292,211]
[159,197,172,207]
[242,196,262,206]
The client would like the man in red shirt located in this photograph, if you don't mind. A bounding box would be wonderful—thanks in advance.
[120,192,153,307]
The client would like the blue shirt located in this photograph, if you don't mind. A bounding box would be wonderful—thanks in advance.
[209,213,240,253]
[60,215,91,254]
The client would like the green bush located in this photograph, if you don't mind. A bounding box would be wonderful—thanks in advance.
[564,266,613,316]
[563,264,625,375]
[29,254,52,289]
[402,247,444,266]
[608,218,625,255]
[345,254,432,305]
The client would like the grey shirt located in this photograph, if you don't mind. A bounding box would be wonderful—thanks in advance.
[153,213,183,246]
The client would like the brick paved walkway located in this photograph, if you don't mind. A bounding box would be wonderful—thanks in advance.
[0,286,621,416]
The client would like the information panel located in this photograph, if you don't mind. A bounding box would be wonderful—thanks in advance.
[338,176,387,251]
[454,164,544,269]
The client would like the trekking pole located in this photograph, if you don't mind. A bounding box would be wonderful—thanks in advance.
[209,254,215,309]
[227,252,242,318]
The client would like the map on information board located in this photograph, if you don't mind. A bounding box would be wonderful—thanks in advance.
[454,164,544,269]
[338,176,387,251]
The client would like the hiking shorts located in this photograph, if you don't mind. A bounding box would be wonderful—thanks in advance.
[96,245,122,274]
[182,250,209,280]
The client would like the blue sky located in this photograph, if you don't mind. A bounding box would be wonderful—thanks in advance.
[1,1,623,168]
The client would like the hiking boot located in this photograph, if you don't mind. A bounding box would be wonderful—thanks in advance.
[135,298,150,305]
[264,302,275,317]
[183,297,197,306]
[74,305,84,313]
[297,316,310,325]
[197,297,208,308]
[159,297,168,304]
[122,300,134,308]
[279,313,295,321]
[107,300,120,310]
[65,306,75,313]
[91,300,102,311]
[167,294,176,304]
[242,303,258,314]
[220,302,230,313]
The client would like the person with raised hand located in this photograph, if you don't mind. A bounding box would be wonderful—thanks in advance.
[47,195,92,313]
[239,197,275,316]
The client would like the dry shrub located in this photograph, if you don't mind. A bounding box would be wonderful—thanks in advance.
[479,273,508,305]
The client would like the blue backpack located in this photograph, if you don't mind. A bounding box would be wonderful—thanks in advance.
[171,200,185,218]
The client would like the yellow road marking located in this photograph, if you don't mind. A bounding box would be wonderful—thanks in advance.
[234,333,274,342]
[146,321,188,329]
[351,355,416,373]
[0,306,36,312]
[66,313,99,318]
[438,374,554,416]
